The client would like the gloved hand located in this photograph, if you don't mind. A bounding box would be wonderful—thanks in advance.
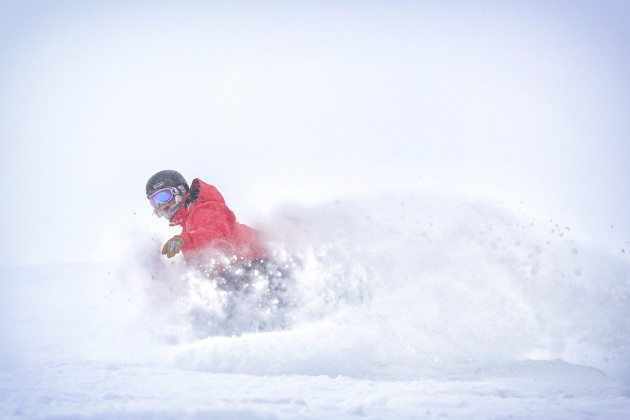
[161,236,185,258]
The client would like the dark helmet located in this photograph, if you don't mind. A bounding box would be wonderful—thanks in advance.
[145,170,189,198]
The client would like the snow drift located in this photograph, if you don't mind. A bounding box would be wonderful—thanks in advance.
[117,193,629,382]
[2,192,630,418]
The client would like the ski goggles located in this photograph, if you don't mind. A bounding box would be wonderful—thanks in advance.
[148,187,179,208]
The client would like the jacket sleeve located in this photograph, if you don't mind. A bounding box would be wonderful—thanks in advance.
[179,203,235,253]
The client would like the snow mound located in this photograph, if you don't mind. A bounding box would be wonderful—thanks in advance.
[121,193,630,382]
[3,192,629,418]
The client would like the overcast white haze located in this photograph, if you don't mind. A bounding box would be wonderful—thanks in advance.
[1,0,630,418]
[0,0,628,266]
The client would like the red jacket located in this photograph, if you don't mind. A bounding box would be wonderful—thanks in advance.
[169,179,265,262]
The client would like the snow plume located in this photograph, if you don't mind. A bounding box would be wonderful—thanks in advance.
[121,193,630,382]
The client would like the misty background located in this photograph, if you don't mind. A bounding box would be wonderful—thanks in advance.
[1,0,629,268]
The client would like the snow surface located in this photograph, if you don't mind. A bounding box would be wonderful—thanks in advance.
[2,194,629,418]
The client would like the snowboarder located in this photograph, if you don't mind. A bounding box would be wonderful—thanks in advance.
[145,170,266,267]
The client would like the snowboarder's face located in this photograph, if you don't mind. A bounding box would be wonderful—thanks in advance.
[149,188,182,219]
[154,196,182,219]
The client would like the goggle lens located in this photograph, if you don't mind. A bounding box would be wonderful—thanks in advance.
[149,188,175,208]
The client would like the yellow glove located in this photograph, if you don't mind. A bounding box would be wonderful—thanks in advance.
[161,236,185,258]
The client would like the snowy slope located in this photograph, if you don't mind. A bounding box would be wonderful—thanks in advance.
[1,194,629,418]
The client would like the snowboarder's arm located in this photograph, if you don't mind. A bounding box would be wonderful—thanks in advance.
[179,208,233,253]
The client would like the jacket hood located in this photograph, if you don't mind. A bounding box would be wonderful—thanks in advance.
[169,178,231,225]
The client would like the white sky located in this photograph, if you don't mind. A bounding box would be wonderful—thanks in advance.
[1,0,629,266]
